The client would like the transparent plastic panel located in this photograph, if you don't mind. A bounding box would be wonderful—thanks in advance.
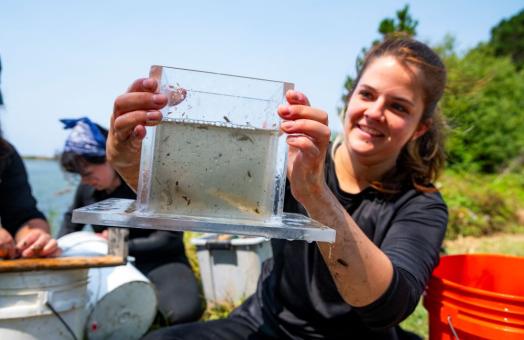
[138,66,291,222]
[72,199,336,243]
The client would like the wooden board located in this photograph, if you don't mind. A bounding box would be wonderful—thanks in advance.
[0,255,124,273]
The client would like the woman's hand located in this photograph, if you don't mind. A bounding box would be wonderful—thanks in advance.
[107,78,167,190]
[278,90,331,206]
[0,227,18,259]
[16,228,61,258]
[96,229,109,240]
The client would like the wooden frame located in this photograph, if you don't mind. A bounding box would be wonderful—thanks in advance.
[0,228,129,273]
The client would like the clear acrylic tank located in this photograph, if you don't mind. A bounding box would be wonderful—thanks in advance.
[73,66,335,243]
[137,65,290,221]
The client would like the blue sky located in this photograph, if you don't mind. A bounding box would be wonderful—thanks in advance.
[1,0,522,157]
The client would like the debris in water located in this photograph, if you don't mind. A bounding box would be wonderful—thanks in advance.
[167,87,187,107]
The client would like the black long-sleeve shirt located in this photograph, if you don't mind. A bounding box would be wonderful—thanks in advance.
[58,181,186,264]
[233,148,448,339]
[0,142,46,235]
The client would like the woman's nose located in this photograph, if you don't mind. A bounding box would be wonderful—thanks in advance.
[364,99,385,121]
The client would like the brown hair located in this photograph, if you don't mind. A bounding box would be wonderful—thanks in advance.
[342,37,447,193]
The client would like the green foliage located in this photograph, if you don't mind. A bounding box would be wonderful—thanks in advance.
[400,301,428,339]
[439,170,524,239]
[378,5,418,38]
[338,4,417,116]
[490,9,524,70]
[202,300,239,321]
[440,42,524,172]
[184,231,202,281]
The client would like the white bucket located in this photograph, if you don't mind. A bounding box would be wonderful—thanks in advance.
[191,234,272,304]
[0,268,89,340]
[58,231,158,340]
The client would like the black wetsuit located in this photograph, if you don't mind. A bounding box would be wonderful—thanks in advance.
[0,142,45,235]
[145,147,448,339]
[58,181,204,325]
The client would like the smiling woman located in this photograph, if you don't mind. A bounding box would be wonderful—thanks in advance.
[337,40,447,194]
[109,37,448,339]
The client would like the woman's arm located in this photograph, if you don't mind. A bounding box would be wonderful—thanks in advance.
[279,90,393,307]
[306,187,395,307]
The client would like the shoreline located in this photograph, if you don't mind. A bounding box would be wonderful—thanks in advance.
[23,155,57,161]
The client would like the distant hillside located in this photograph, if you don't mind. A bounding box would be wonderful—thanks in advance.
[22,155,57,161]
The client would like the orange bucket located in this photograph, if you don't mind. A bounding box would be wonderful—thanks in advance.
[424,254,524,339]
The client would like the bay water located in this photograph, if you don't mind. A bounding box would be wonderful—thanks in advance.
[23,159,78,236]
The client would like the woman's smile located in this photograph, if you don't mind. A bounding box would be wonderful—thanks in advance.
[356,123,385,138]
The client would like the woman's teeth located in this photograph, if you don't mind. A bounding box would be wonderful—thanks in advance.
[359,125,383,136]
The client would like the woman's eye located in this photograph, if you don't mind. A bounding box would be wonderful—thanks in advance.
[359,90,373,100]
[391,103,408,114]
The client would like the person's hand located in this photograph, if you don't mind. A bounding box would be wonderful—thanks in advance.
[16,229,61,258]
[107,78,167,190]
[96,229,109,240]
[0,227,18,259]
[278,90,331,206]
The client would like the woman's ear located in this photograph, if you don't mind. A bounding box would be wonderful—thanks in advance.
[411,118,431,141]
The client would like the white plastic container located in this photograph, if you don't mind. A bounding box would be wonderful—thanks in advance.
[58,231,157,340]
[191,234,272,304]
[0,268,88,340]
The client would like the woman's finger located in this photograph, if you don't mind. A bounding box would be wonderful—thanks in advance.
[287,135,322,158]
[22,233,50,258]
[281,119,331,146]
[112,110,162,141]
[278,105,329,125]
[0,242,17,259]
[41,239,60,257]
[16,230,40,252]
[127,78,159,94]
[113,92,167,117]
[285,90,311,106]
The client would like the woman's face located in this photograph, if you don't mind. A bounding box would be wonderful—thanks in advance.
[80,162,117,190]
[344,56,428,167]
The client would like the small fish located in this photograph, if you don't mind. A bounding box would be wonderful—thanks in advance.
[207,189,259,215]
[167,87,187,107]
[232,132,254,143]
[247,170,252,178]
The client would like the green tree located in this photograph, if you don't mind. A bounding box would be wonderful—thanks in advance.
[440,41,524,172]
[338,5,418,117]
[489,9,524,70]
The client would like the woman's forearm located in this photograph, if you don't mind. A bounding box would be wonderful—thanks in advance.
[304,189,393,307]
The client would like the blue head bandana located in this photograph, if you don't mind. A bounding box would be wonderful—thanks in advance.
[60,117,106,157]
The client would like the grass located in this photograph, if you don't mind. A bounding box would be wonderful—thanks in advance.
[399,232,524,339]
